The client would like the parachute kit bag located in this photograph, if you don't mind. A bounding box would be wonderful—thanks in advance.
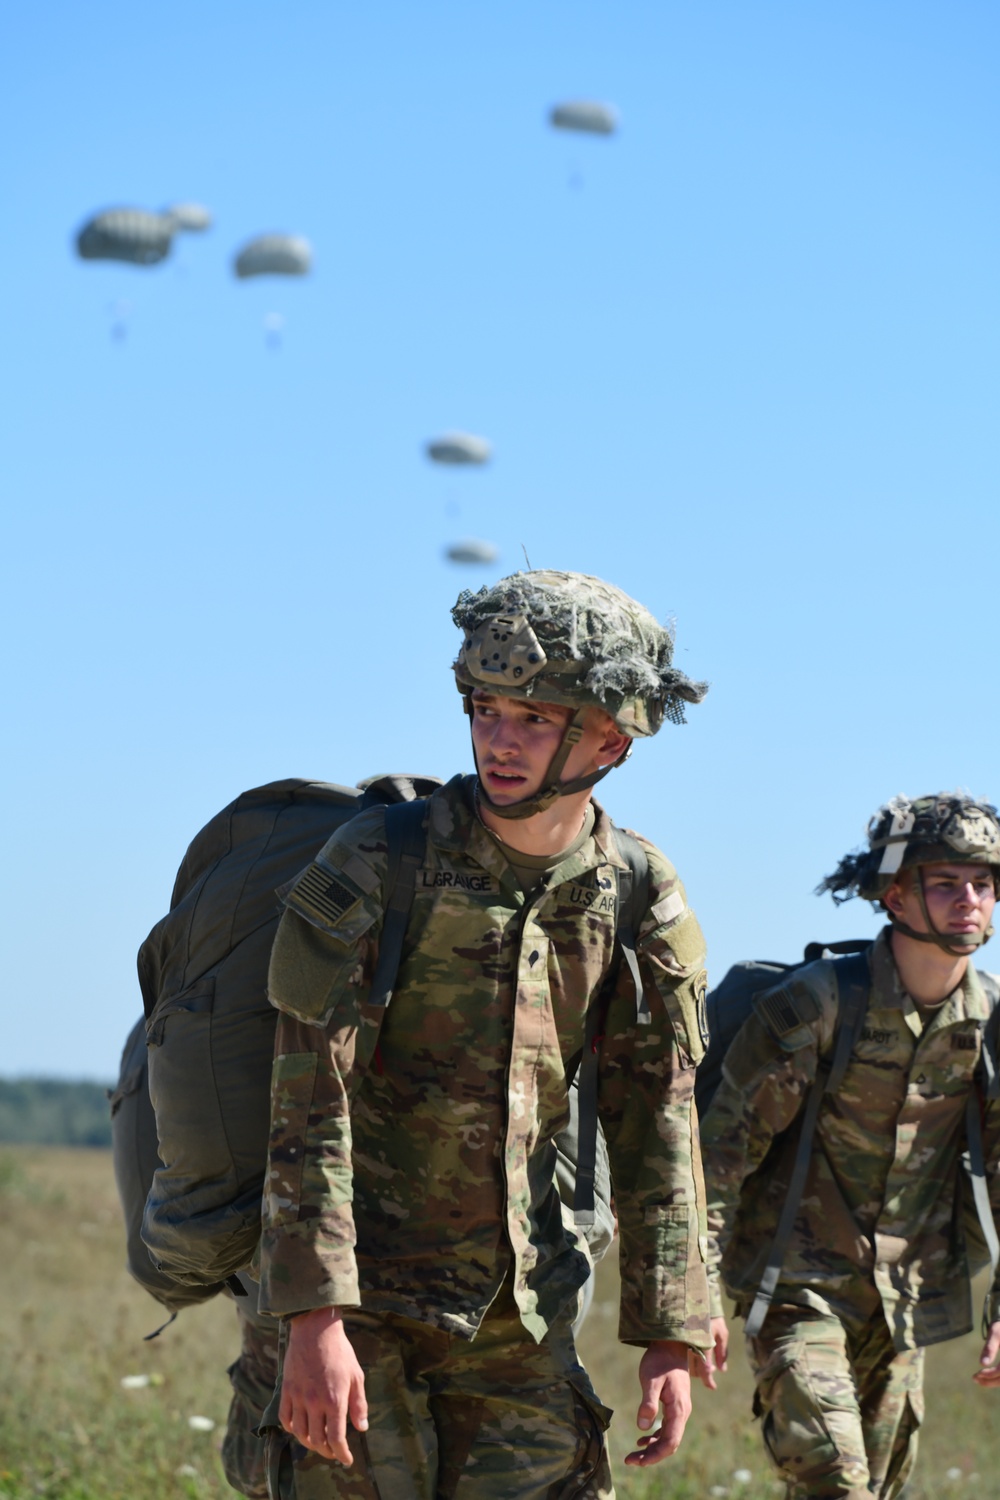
[694,939,870,1121]
[109,1017,217,1311]
[138,774,440,1295]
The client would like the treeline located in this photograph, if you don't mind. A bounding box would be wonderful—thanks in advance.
[0,1079,113,1147]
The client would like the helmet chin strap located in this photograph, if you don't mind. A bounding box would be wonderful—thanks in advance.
[465,698,631,822]
[887,868,994,958]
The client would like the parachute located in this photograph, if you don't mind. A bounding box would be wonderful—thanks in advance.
[165,202,212,233]
[445,539,499,566]
[233,235,312,279]
[426,432,492,466]
[76,208,174,266]
[549,101,618,136]
[76,202,211,266]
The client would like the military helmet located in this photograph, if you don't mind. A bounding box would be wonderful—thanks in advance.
[819,794,1000,906]
[451,569,707,737]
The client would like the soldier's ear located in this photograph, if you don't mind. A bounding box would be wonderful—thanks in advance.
[597,725,631,767]
[882,877,907,919]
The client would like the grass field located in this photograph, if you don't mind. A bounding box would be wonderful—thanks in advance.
[2,1146,996,1498]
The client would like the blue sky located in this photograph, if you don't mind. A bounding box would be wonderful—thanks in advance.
[4,1,998,1079]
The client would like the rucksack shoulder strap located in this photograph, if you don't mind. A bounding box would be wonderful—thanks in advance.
[967,969,1000,1332]
[977,970,1000,1006]
[964,1087,1000,1336]
[573,825,650,1228]
[975,971,1000,1101]
[367,800,428,1009]
[825,951,870,1095]
[610,826,650,1024]
[744,950,870,1337]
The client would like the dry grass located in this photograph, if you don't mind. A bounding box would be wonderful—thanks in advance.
[2,1147,997,1498]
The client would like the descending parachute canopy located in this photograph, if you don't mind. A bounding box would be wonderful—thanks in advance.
[233,235,312,279]
[445,539,499,566]
[76,208,175,266]
[426,432,492,466]
[549,101,618,136]
[165,202,212,232]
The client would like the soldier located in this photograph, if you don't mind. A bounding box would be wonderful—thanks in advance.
[701,794,1000,1500]
[255,570,713,1498]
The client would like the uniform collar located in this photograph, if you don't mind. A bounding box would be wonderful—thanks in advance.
[426,774,627,881]
[870,924,992,1025]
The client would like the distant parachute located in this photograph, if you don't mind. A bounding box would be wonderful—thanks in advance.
[165,202,212,232]
[446,539,499,566]
[233,235,312,279]
[549,101,618,136]
[426,432,492,466]
[76,208,174,266]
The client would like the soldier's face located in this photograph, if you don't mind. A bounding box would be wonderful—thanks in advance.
[885,863,996,941]
[469,691,626,806]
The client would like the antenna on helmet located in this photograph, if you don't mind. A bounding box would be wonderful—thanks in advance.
[521,543,533,570]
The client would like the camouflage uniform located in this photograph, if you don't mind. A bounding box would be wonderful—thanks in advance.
[262,1281,611,1500]
[223,1292,281,1500]
[221,1099,616,1499]
[702,927,1000,1498]
[258,772,711,1497]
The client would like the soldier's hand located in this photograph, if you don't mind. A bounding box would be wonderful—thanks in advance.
[280,1306,369,1465]
[691,1317,730,1391]
[973,1319,1000,1387]
[624,1340,693,1466]
[711,1315,729,1377]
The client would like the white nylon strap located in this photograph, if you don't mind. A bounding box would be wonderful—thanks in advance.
[877,808,916,875]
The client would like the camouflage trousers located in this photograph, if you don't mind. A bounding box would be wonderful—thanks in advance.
[746,1304,924,1500]
[223,1280,614,1500]
[221,1291,281,1500]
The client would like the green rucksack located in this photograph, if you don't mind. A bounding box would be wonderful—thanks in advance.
[134,775,440,1301]
[121,773,629,1311]
[109,1016,210,1312]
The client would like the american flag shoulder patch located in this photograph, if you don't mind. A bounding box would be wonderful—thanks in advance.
[753,982,818,1040]
[288,861,366,928]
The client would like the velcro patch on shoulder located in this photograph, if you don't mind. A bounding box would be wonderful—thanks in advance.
[752,981,820,1043]
[286,861,366,929]
[649,890,686,927]
[647,909,706,975]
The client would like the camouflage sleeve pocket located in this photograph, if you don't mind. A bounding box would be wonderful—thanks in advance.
[640,909,706,975]
[722,1012,812,1093]
[640,949,710,1068]
[642,1202,703,1327]
[268,904,376,1028]
[660,970,710,1068]
[266,1051,318,1228]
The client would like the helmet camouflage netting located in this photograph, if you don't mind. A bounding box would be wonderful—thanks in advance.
[817,793,1000,906]
[451,570,707,736]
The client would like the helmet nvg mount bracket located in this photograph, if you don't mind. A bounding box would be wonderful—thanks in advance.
[452,570,707,821]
